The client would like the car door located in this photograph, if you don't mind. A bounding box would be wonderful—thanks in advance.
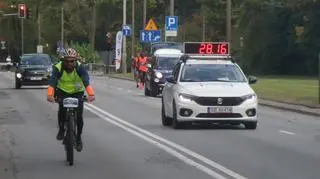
[164,63,181,117]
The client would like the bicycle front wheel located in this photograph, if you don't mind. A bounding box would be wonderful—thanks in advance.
[66,113,75,166]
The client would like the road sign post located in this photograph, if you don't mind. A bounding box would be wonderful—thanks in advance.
[165,16,178,39]
[318,53,320,104]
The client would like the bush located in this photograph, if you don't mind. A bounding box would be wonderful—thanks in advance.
[68,41,100,63]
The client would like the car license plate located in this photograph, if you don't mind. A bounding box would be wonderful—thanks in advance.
[208,107,232,113]
[30,77,42,80]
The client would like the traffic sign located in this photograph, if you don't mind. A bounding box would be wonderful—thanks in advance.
[122,25,131,36]
[140,30,161,43]
[165,16,178,37]
[144,18,158,30]
[0,40,6,50]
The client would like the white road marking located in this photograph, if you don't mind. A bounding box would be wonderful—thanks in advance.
[85,105,228,179]
[85,103,247,179]
[279,130,296,135]
[118,87,123,90]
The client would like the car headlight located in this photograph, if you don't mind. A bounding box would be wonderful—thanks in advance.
[16,73,22,78]
[155,72,163,78]
[241,94,257,102]
[178,93,195,103]
[47,67,52,73]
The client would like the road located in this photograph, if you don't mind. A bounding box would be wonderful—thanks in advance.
[0,71,319,179]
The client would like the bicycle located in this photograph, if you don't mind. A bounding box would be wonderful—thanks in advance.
[55,95,87,166]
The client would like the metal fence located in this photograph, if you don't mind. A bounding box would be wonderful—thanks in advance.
[83,49,118,76]
[83,63,117,76]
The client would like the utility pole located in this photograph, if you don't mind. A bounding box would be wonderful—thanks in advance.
[122,0,127,73]
[132,0,135,57]
[21,18,24,54]
[202,15,205,41]
[38,11,41,45]
[91,1,96,51]
[167,0,174,42]
[318,53,320,104]
[143,0,146,27]
[61,5,64,46]
[226,0,232,48]
[170,0,174,16]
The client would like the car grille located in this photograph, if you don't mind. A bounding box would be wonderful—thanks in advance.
[24,71,46,77]
[194,97,244,106]
[196,113,242,118]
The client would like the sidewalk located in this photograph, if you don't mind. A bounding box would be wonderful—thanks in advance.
[108,75,320,117]
[0,81,17,179]
[0,126,15,179]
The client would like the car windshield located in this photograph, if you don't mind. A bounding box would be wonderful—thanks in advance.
[180,63,247,82]
[20,55,52,66]
[157,57,179,70]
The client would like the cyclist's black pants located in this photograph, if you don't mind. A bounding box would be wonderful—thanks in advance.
[55,88,84,136]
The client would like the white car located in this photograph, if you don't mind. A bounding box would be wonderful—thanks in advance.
[161,52,258,129]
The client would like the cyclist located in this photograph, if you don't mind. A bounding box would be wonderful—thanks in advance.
[47,48,95,152]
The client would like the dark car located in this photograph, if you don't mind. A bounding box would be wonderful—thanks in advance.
[14,53,54,89]
[150,42,182,55]
[144,49,183,97]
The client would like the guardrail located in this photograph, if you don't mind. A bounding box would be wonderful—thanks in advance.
[0,62,14,71]
[83,63,117,76]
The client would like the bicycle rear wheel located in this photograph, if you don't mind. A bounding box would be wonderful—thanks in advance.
[66,113,75,166]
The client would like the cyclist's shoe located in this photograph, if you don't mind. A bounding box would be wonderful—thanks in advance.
[56,129,65,141]
[75,137,83,152]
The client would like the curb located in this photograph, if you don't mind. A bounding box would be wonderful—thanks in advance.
[258,101,320,117]
[108,75,320,117]
[108,75,135,82]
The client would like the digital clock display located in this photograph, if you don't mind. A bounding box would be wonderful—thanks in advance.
[184,42,230,55]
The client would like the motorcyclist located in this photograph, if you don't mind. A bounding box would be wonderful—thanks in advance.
[47,48,95,152]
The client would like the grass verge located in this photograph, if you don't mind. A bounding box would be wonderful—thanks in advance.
[109,73,319,106]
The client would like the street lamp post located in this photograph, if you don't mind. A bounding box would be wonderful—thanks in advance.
[122,0,127,73]
[226,0,232,48]
[318,53,320,104]
[131,0,135,57]
[61,5,64,46]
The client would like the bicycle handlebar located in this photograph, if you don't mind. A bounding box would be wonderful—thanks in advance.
[54,95,88,103]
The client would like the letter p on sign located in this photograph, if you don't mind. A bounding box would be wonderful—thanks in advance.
[169,18,175,27]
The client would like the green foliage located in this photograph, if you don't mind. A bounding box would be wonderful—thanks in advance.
[0,0,319,76]
[68,41,100,63]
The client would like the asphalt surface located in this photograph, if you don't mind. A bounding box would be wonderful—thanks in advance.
[0,71,320,179]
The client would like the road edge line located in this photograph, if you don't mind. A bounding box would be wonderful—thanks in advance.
[86,103,248,179]
[84,105,228,179]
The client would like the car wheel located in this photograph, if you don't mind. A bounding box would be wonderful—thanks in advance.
[161,98,172,126]
[144,84,150,96]
[244,121,257,130]
[150,87,158,97]
[172,101,185,129]
[15,79,21,89]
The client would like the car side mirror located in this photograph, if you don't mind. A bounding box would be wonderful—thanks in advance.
[248,76,257,84]
[166,77,176,84]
